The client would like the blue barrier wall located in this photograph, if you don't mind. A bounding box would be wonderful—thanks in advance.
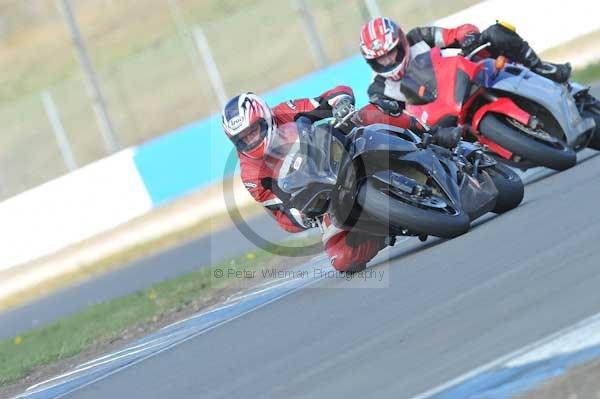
[133,54,372,207]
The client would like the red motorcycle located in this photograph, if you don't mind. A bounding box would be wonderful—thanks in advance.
[401,46,595,171]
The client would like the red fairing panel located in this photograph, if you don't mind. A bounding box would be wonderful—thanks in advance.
[472,98,531,131]
[471,98,531,160]
[406,48,481,127]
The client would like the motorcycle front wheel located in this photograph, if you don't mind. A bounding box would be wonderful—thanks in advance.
[356,178,471,239]
[479,114,576,171]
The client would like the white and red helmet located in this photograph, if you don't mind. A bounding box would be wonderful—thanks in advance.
[360,17,410,80]
[222,93,275,159]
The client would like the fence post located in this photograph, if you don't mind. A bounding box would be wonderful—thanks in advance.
[41,91,78,172]
[364,0,382,19]
[192,27,229,109]
[166,0,212,96]
[293,0,328,68]
[57,0,120,154]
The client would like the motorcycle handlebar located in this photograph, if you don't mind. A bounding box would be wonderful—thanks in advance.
[465,42,492,60]
[333,107,358,129]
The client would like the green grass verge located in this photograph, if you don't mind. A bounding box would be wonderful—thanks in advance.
[573,61,600,84]
[0,235,318,387]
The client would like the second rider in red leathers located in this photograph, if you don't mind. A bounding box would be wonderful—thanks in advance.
[357,17,571,139]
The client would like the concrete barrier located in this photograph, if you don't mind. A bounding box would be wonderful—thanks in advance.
[0,149,152,270]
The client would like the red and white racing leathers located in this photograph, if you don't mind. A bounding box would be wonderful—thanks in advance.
[359,24,480,130]
[238,86,385,272]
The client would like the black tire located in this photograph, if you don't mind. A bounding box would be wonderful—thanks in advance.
[479,114,576,171]
[356,178,471,239]
[486,163,524,213]
[582,109,600,150]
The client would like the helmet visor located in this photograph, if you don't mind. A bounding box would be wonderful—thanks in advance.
[232,119,268,153]
[368,45,406,74]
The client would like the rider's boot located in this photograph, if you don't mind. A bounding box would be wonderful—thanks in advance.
[520,44,571,83]
[533,61,572,83]
[481,23,571,83]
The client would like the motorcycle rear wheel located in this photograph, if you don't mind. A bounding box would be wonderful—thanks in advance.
[356,178,471,239]
[485,163,524,213]
[479,114,576,171]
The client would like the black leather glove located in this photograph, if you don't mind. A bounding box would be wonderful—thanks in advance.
[432,126,462,149]
[332,95,355,121]
[480,22,525,59]
[461,32,482,55]
[372,98,402,116]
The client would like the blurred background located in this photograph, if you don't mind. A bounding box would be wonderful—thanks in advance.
[0,0,478,199]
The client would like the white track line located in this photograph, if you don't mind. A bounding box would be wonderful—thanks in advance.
[37,277,322,399]
[409,311,600,399]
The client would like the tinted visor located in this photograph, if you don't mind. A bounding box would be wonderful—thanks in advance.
[232,119,268,153]
[367,45,405,74]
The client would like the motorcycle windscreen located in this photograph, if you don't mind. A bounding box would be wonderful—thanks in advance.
[263,122,300,170]
[401,52,438,105]
[270,120,340,215]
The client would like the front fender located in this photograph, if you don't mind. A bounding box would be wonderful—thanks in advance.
[472,98,531,159]
[472,97,530,132]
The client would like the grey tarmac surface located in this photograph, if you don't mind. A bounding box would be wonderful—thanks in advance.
[6,85,600,397]
[0,212,291,340]
[55,139,600,399]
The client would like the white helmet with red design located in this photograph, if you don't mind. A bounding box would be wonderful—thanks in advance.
[222,92,275,159]
[360,17,410,80]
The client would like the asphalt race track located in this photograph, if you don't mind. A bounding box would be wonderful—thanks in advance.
[46,142,600,399]
[7,86,600,398]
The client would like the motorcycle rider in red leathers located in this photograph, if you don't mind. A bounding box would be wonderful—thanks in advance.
[222,88,386,273]
[357,17,572,137]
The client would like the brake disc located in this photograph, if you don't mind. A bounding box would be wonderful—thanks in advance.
[506,118,563,146]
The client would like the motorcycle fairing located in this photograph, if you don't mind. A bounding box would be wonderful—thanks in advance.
[352,125,462,207]
[488,64,596,146]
